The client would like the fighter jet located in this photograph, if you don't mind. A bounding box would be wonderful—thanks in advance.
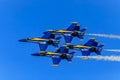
[32,46,76,66]
[47,22,87,44]
[67,38,104,56]
[19,32,61,51]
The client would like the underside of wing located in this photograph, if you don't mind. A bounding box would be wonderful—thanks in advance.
[52,56,61,66]
[39,44,48,51]
[81,49,91,56]
[64,36,73,44]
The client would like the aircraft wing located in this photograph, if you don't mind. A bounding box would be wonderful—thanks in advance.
[52,56,61,66]
[39,44,48,51]
[64,36,73,44]
[81,49,91,56]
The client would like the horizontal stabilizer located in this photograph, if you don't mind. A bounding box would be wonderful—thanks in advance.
[81,27,87,32]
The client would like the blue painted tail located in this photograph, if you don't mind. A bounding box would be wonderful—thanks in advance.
[67,22,80,31]
[56,46,68,53]
[81,39,104,56]
[42,32,55,39]
[84,38,98,47]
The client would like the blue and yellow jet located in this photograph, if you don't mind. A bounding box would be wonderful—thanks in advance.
[32,46,76,66]
[67,38,104,56]
[19,32,61,51]
[48,22,87,44]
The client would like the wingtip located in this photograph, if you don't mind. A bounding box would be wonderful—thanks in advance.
[52,64,59,66]
[81,57,88,60]
[72,22,78,24]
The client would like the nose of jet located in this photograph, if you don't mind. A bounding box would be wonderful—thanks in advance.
[18,39,28,42]
[31,53,40,56]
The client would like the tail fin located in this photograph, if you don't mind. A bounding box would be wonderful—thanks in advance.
[42,32,55,39]
[67,22,80,31]
[96,44,104,55]
[56,46,68,53]
[84,38,98,47]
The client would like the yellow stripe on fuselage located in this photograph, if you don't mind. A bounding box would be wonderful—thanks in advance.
[56,30,72,33]
[28,38,47,41]
[47,52,58,55]
[74,45,91,49]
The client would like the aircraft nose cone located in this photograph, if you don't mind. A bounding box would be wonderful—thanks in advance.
[31,53,40,56]
[18,39,28,42]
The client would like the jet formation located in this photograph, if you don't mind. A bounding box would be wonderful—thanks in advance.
[19,22,104,66]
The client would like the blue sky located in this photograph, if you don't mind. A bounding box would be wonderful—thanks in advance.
[1,0,120,80]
